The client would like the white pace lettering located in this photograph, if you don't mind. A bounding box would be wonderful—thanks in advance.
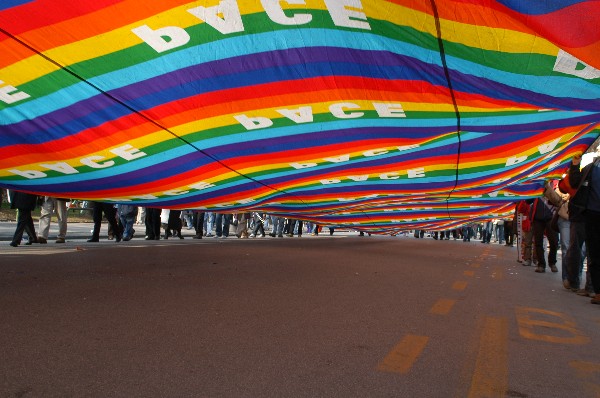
[188,0,244,34]
[0,80,30,104]
[407,167,425,178]
[109,144,147,161]
[234,115,274,130]
[131,25,190,53]
[553,50,600,79]
[80,156,115,169]
[373,102,406,118]
[39,162,78,175]
[538,138,561,155]
[8,169,47,179]
[324,0,371,30]
[330,102,363,119]
[189,181,215,190]
[261,0,312,25]
[506,156,527,167]
[289,162,318,169]
[277,106,314,123]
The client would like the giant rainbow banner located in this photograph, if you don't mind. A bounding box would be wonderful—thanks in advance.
[1,0,599,233]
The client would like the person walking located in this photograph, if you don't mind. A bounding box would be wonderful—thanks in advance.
[118,204,138,241]
[530,196,559,273]
[37,196,68,244]
[88,201,122,242]
[9,190,38,247]
[569,151,600,304]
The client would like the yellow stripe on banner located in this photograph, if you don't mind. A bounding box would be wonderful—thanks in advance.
[467,317,508,398]
[364,1,557,56]
[377,334,429,374]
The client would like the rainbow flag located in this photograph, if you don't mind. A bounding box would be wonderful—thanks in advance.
[1,0,599,231]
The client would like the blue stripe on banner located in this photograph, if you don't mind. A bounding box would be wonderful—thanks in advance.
[0,0,33,11]
[495,0,586,15]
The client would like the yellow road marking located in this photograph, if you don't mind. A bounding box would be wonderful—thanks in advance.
[452,281,468,291]
[377,334,429,374]
[430,298,457,315]
[491,266,504,280]
[464,270,475,277]
[467,317,508,398]
[516,307,590,345]
[471,263,481,268]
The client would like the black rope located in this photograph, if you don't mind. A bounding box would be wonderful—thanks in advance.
[429,0,463,219]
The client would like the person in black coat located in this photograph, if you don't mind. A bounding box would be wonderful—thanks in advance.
[9,190,39,247]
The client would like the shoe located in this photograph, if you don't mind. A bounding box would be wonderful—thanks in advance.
[523,261,531,267]
[87,238,99,242]
[108,234,114,240]
[577,289,591,297]
[206,233,213,237]
[122,236,131,241]
[287,234,293,237]
[249,234,255,238]
[278,234,283,238]
[55,238,65,244]
[535,267,545,273]
[9,242,18,247]
[116,234,122,243]
[591,296,600,305]
[549,264,558,273]
[269,233,276,237]
[563,280,571,290]
[154,237,160,240]
[37,237,47,244]
[179,235,184,239]
[260,234,265,238]
[145,236,153,240]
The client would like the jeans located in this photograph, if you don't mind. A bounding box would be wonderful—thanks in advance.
[557,217,570,280]
[532,219,558,268]
[215,213,231,237]
[585,210,600,294]
[495,224,504,243]
[119,214,136,239]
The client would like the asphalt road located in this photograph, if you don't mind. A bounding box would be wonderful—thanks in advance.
[1,234,599,397]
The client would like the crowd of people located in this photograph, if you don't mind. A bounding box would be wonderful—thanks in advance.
[4,152,599,305]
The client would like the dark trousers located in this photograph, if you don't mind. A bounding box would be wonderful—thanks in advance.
[532,219,559,268]
[566,220,587,289]
[585,210,600,293]
[145,208,162,239]
[92,202,121,240]
[286,219,303,236]
[193,212,205,237]
[215,213,230,237]
[11,209,36,244]
[504,222,514,245]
